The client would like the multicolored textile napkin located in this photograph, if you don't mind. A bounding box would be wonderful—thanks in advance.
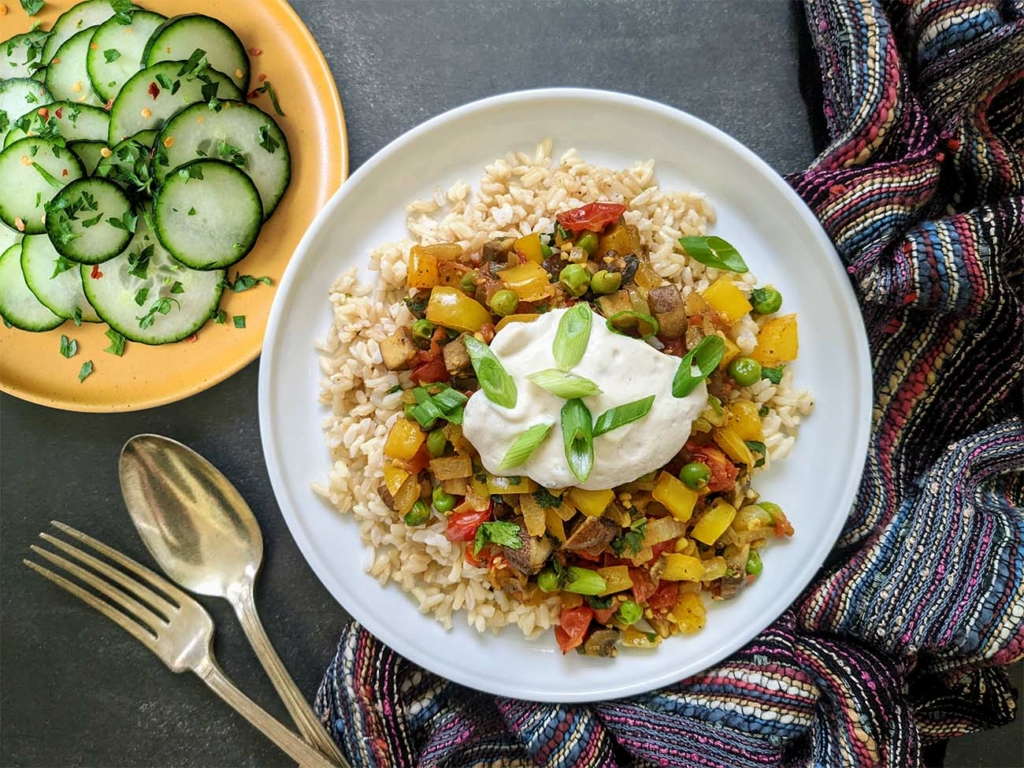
[316,0,1024,764]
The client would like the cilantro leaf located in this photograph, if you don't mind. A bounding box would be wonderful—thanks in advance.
[104,329,126,356]
[212,308,227,324]
[226,273,273,292]
[761,365,785,385]
[78,360,94,382]
[473,521,522,556]
[103,49,121,63]
[20,0,45,16]
[50,256,76,278]
[250,80,285,116]
[531,487,562,509]
[257,124,279,154]
[59,334,78,358]
[233,315,246,329]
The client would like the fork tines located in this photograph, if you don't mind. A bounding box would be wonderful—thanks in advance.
[24,521,184,649]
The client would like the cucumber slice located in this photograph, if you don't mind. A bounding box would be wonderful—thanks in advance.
[154,100,290,218]
[42,0,116,64]
[0,241,63,332]
[82,217,225,344]
[0,224,22,256]
[0,137,85,235]
[45,28,106,109]
[45,177,134,264]
[0,78,53,146]
[95,136,157,198]
[87,11,167,103]
[153,159,262,269]
[4,102,110,148]
[1,30,51,80]
[108,62,243,145]
[143,15,249,91]
[21,234,102,322]
[68,140,108,174]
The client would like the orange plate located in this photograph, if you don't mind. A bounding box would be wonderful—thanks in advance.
[0,0,348,411]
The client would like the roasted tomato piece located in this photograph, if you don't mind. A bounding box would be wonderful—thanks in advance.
[686,442,739,492]
[445,508,491,543]
[555,606,594,654]
[556,202,627,234]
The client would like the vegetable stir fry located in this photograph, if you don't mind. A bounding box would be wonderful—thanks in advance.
[379,201,799,656]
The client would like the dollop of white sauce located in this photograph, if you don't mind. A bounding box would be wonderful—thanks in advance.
[462,308,707,490]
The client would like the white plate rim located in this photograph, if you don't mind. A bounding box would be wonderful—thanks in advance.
[258,87,872,702]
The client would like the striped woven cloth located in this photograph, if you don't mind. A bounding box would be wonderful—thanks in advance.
[316,0,1024,764]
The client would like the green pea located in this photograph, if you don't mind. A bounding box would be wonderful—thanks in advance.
[559,263,591,297]
[411,318,435,343]
[489,289,519,317]
[540,242,553,258]
[615,600,642,625]
[537,568,560,593]
[746,548,763,576]
[590,269,622,295]
[577,231,599,255]
[459,269,479,293]
[678,461,711,490]
[432,485,455,513]
[404,500,431,526]
[728,357,762,387]
[758,405,770,418]
[426,428,448,457]
[752,286,782,315]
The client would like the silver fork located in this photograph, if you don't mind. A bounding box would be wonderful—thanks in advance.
[24,521,339,768]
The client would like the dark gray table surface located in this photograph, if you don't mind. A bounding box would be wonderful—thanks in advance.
[1,1,1019,766]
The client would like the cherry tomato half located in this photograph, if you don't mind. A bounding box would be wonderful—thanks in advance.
[555,202,627,234]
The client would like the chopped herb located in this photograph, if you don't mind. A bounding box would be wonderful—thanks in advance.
[179,164,204,182]
[78,360,93,382]
[106,210,138,233]
[472,521,521,556]
[177,48,208,78]
[212,308,227,324]
[104,328,126,356]
[110,0,133,23]
[31,161,63,190]
[50,256,76,278]
[233,315,246,329]
[103,49,121,63]
[257,124,280,154]
[404,295,428,316]
[127,244,153,279]
[72,306,82,326]
[137,297,180,330]
[81,213,102,228]
[0,112,8,135]
[170,281,185,295]
[611,517,648,556]
[386,384,402,395]
[745,440,767,468]
[758,405,770,418]
[134,287,149,306]
[3,318,12,328]
[154,73,176,91]
[225,273,273,292]
[585,595,612,610]
[531,487,562,509]
[187,207,196,216]
[216,140,246,167]
[20,0,45,17]
[58,335,77,358]
[761,365,785,385]
[250,80,285,116]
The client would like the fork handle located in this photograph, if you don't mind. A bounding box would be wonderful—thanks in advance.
[230,588,348,765]
[199,661,340,768]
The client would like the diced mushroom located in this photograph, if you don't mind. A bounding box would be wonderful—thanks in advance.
[580,629,620,657]
[380,327,417,371]
[562,516,618,556]
[442,334,471,375]
[502,530,554,576]
[428,455,472,480]
[482,237,516,263]
[648,285,687,339]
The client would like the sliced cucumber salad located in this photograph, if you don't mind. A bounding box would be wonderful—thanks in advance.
[0,1,292,354]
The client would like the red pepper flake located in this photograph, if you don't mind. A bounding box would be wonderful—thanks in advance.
[186,333,198,343]
[104,98,114,111]
[148,81,160,99]
[37,107,49,120]
[61,169,68,177]
[258,73,267,82]
[249,47,262,56]
[55,107,64,119]
[91,265,103,279]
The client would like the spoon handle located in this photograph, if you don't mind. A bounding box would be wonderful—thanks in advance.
[198,659,339,768]
[231,587,349,766]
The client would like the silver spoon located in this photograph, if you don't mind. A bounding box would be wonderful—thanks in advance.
[119,434,348,767]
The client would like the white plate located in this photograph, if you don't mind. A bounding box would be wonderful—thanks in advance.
[258,88,871,702]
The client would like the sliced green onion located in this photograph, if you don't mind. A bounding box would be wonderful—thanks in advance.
[553,302,593,370]
[499,422,554,469]
[672,335,725,398]
[526,369,602,399]
[433,387,468,412]
[561,398,594,484]
[445,405,465,425]
[593,395,655,437]
[563,566,607,595]
[410,399,444,429]
[464,336,517,409]
[412,386,431,404]
[606,310,659,340]
[678,235,748,273]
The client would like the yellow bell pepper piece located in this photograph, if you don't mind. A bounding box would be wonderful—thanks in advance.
[383,418,425,461]
[750,314,799,366]
[545,507,566,542]
[668,591,706,633]
[520,493,547,537]
[382,462,410,497]
[487,475,537,495]
[425,286,492,333]
[514,232,545,264]
[406,246,439,289]
[596,224,633,259]
[621,627,662,647]
[660,554,705,581]
[651,471,698,522]
[470,473,490,500]
[726,400,764,441]
[713,426,754,466]
[418,243,462,260]
[718,335,741,371]
[495,313,540,332]
[701,278,753,325]
[596,565,633,596]
[498,262,555,302]
[691,499,737,545]
[568,488,614,518]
